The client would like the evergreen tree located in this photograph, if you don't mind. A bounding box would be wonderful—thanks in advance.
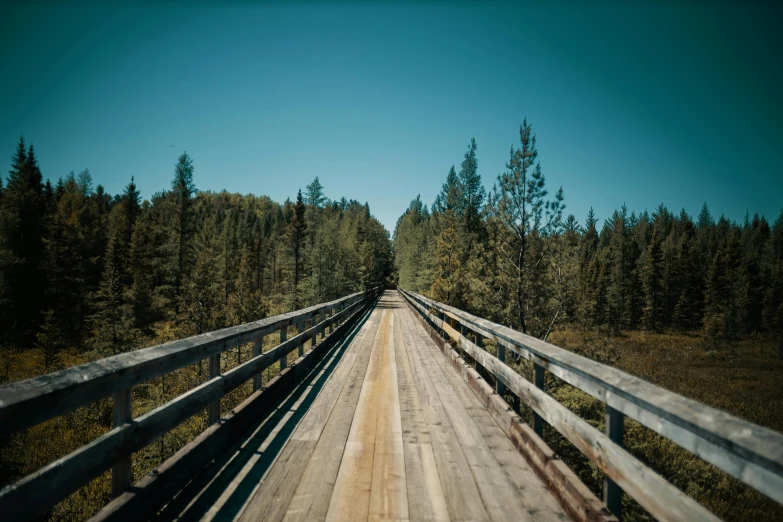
[171,153,196,313]
[289,189,307,308]
[458,138,485,235]
[432,166,463,216]
[305,177,327,208]
[485,119,565,335]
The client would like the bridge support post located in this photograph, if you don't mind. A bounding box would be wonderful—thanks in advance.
[298,320,305,357]
[253,335,264,391]
[494,339,507,398]
[604,405,624,519]
[111,388,133,498]
[533,363,545,436]
[208,354,220,424]
[317,309,324,342]
[280,326,288,370]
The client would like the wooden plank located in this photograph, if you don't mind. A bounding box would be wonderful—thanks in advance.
[392,300,451,522]
[368,312,409,521]
[324,309,389,521]
[401,307,548,522]
[399,304,490,522]
[399,289,783,503]
[283,306,383,522]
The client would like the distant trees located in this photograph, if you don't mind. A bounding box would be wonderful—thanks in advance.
[0,139,392,366]
[394,119,783,352]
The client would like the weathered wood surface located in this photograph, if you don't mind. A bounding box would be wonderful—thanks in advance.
[164,291,570,522]
[0,291,377,522]
[148,291,577,522]
[0,291,369,437]
[400,288,783,505]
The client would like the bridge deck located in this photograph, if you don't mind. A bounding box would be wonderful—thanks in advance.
[155,291,571,522]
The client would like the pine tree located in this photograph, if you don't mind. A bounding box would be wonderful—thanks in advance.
[289,189,307,308]
[459,138,485,235]
[432,166,463,217]
[305,177,327,208]
[485,119,564,335]
[89,234,137,355]
[431,225,463,305]
[171,153,196,314]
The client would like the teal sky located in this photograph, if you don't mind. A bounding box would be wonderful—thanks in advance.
[2,1,781,233]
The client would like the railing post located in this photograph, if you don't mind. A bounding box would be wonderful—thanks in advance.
[495,340,507,397]
[462,323,483,376]
[604,405,625,519]
[280,325,288,371]
[533,363,545,435]
[253,335,264,391]
[111,388,132,497]
[208,354,220,424]
[298,320,305,357]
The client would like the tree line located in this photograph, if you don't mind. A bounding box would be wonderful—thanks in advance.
[394,119,783,352]
[0,137,392,370]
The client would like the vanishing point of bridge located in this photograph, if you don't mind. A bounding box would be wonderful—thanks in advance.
[1,289,782,521]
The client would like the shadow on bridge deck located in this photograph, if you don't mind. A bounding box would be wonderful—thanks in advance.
[155,302,376,522]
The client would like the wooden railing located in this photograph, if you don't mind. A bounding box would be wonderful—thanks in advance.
[0,288,380,522]
[399,287,783,522]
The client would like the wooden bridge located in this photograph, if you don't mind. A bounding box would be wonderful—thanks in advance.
[1,290,782,521]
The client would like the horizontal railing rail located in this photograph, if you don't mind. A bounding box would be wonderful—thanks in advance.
[0,287,381,522]
[399,287,783,522]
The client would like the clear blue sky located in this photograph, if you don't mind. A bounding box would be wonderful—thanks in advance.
[2,1,781,234]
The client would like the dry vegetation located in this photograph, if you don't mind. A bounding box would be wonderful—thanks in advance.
[538,328,783,522]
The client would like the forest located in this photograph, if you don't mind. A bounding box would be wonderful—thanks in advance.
[0,137,392,368]
[394,119,783,351]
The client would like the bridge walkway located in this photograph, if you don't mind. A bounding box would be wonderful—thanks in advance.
[155,291,571,522]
